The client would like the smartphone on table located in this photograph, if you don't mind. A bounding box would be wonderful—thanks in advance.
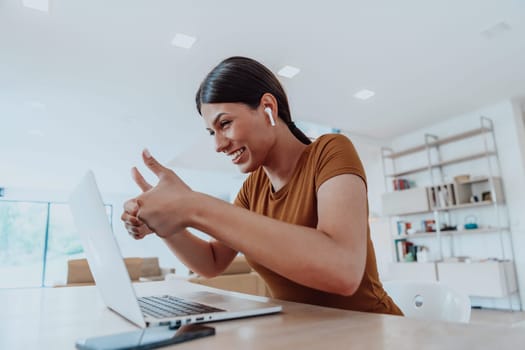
[75,324,215,350]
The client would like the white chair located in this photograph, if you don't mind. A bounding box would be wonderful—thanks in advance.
[383,280,471,323]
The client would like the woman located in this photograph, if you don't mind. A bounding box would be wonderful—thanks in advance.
[121,56,402,315]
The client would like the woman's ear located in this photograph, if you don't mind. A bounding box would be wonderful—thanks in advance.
[260,93,277,114]
[260,93,278,126]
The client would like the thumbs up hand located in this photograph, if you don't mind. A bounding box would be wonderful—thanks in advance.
[129,149,193,238]
[121,166,155,240]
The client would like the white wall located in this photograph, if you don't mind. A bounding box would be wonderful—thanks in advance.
[364,99,525,309]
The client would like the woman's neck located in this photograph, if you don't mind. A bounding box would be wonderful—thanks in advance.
[263,130,308,192]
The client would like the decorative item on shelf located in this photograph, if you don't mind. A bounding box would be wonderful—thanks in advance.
[421,219,436,232]
[404,252,415,262]
[443,256,472,263]
[469,195,479,203]
[438,186,449,207]
[464,215,478,230]
[481,191,492,202]
[454,174,470,183]
[416,247,429,263]
[406,228,417,235]
[396,221,412,235]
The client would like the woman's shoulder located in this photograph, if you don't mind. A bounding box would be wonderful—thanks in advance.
[310,133,354,154]
[314,133,351,144]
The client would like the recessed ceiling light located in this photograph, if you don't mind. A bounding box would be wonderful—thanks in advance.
[22,0,49,13]
[171,33,197,49]
[353,89,375,100]
[277,65,300,79]
[481,21,511,39]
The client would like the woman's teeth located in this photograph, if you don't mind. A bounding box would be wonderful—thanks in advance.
[231,147,245,161]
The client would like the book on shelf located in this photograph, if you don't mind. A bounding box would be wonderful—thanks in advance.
[396,220,436,235]
[392,178,415,191]
[395,240,428,262]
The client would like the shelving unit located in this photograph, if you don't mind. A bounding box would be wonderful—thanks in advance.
[395,227,510,240]
[381,116,521,310]
[385,152,497,177]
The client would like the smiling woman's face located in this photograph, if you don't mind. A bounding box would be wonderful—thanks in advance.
[201,102,274,173]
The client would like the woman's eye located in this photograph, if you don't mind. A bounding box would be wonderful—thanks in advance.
[220,120,231,128]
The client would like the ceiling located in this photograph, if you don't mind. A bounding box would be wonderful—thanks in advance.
[1,0,525,194]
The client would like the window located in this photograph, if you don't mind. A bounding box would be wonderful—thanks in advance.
[0,201,48,288]
[295,120,340,140]
[0,199,112,288]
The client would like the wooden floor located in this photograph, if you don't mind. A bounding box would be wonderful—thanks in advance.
[470,309,525,328]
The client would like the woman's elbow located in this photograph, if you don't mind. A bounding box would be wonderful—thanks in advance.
[191,266,222,279]
[197,271,218,279]
[336,279,360,296]
[333,265,365,296]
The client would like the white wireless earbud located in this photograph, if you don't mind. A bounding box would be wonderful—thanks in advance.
[264,107,276,126]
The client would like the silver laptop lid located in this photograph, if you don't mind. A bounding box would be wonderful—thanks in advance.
[69,170,146,328]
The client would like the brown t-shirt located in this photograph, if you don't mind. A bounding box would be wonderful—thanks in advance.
[234,134,402,315]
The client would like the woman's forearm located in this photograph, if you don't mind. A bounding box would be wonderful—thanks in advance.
[162,229,237,278]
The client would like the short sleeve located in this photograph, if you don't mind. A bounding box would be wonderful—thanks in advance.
[314,134,367,192]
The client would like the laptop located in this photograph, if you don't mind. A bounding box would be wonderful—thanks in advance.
[68,170,282,328]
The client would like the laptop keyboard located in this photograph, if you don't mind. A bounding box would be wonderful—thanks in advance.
[138,295,224,319]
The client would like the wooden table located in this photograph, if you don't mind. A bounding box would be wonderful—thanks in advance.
[0,280,520,349]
